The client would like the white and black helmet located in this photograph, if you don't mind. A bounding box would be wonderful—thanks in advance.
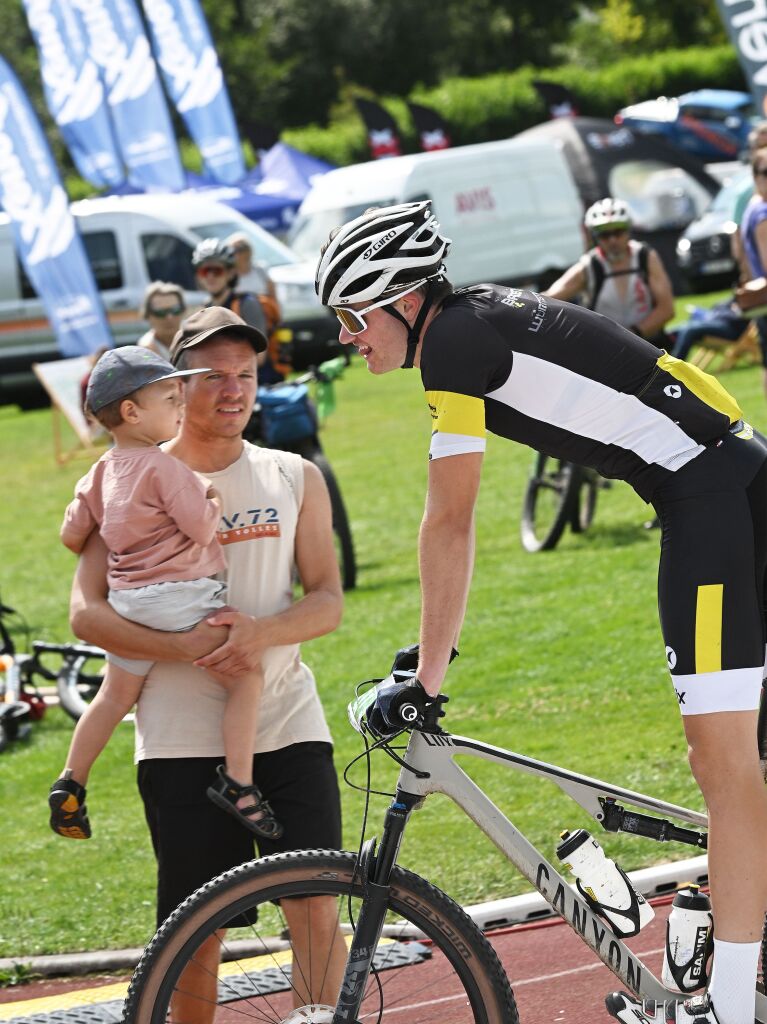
[584,197,632,233]
[315,201,451,307]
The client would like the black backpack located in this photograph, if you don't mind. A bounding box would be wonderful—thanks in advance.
[586,243,649,311]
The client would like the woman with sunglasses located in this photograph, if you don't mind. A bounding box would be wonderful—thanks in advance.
[544,197,675,346]
[737,147,767,397]
[138,281,187,361]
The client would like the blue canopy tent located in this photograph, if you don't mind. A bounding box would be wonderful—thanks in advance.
[104,144,335,235]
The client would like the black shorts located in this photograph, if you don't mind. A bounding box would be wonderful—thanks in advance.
[137,741,342,926]
[652,427,767,715]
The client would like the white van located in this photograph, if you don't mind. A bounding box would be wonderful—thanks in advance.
[288,138,584,288]
[0,193,336,407]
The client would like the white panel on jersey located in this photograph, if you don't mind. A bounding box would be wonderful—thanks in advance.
[429,431,487,460]
[486,352,705,469]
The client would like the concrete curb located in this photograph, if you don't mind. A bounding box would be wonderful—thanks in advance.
[0,854,707,978]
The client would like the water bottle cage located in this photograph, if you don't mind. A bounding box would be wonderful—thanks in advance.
[575,864,645,938]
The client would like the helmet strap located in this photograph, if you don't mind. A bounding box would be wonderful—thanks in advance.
[383,281,435,369]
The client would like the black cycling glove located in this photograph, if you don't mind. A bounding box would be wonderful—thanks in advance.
[366,673,432,740]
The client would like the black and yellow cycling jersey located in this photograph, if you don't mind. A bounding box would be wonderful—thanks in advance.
[420,286,742,502]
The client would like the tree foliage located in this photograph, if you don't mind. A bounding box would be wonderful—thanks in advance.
[0,0,741,179]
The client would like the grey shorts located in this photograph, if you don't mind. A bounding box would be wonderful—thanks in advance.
[106,577,227,676]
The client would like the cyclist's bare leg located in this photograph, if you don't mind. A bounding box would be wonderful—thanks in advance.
[170,930,220,1024]
[282,895,348,1007]
[62,664,145,785]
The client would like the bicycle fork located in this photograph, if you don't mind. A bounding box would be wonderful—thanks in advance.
[332,789,421,1024]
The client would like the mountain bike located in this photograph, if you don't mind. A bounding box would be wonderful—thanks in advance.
[244,357,356,590]
[123,683,761,1024]
[0,594,105,742]
[521,451,611,552]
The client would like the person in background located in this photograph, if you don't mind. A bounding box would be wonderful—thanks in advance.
[544,198,675,346]
[736,146,767,398]
[732,120,767,279]
[192,238,290,384]
[225,231,272,297]
[137,282,187,361]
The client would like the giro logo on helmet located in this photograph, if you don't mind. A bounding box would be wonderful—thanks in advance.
[363,229,398,261]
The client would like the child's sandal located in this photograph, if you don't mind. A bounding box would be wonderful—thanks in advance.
[49,772,91,840]
[206,765,284,839]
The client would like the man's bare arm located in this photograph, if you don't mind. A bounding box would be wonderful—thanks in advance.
[195,460,343,676]
[416,451,483,696]
[543,261,587,301]
[70,532,228,662]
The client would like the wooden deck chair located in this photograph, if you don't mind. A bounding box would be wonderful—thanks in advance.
[690,321,762,373]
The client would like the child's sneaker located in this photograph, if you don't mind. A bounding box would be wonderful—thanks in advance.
[606,992,721,1024]
[49,770,91,839]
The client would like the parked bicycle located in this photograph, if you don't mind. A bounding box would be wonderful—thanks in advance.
[0,594,105,743]
[521,450,611,552]
[123,678,756,1024]
[244,356,356,590]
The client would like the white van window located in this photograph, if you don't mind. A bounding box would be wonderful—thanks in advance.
[191,221,296,270]
[18,230,122,298]
[607,160,712,231]
[141,233,197,290]
[288,202,396,259]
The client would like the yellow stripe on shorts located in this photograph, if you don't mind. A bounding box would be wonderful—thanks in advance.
[657,352,742,424]
[425,390,485,437]
[695,584,723,674]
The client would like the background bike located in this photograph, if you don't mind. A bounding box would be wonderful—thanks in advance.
[244,356,356,590]
[123,681,756,1024]
[521,450,611,552]
[0,593,105,742]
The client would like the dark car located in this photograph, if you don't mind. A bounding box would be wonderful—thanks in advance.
[615,90,755,163]
[516,118,721,292]
[676,166,752,292]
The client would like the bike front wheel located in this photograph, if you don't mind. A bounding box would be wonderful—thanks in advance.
[124,849,518,1024]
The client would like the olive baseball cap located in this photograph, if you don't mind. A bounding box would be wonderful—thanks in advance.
[169,306,267,365]
[85,346,208,414]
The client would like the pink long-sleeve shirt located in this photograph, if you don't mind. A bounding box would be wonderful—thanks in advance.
[61,446,226,590]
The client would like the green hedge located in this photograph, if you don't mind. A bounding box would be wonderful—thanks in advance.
[284,45,745,166]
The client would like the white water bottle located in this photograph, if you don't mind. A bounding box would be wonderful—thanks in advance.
[662,884,713,994]
[556,829,655,937]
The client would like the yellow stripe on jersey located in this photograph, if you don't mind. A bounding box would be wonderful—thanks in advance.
[695,584,723,674]
[425,390,486,438]
[657,352,742,424]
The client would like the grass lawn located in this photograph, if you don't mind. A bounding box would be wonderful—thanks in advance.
[0,294,762,958]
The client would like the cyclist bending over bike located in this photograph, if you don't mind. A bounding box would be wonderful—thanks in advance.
[316,201,767,1024]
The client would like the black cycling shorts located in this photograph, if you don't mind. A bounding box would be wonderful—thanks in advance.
[137,741,342,926]
[652,427,767,715]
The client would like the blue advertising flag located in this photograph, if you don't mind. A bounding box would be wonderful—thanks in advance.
[22,0,124,189]
[141,0,246,185]
[72,0,186,191]
[0,58,113,357]
[714,0,767,116]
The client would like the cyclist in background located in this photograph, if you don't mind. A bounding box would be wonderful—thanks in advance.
[192,238,291,385]
[316,201,767,1024]
[544,197,675,346]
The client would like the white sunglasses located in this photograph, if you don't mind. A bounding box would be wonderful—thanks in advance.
[332,280,427,335]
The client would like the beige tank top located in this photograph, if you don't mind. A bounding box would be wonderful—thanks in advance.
[133,443,333,760]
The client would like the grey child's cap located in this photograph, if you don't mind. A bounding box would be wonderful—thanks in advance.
[85,346,207,414]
